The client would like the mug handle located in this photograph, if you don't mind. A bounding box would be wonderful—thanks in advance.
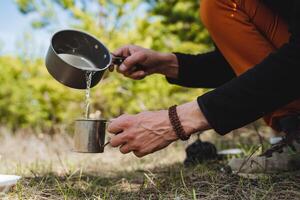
[101,120,122,148]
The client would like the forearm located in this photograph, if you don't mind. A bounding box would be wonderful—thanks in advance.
[198,40,300,135]
[165,50,236,88]
[176,100,211,137]
[156,52,179,79]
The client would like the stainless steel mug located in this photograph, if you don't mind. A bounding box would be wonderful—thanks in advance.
[73,119,107,153]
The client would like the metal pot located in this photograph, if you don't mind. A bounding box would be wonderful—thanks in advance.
[45,29,124,89]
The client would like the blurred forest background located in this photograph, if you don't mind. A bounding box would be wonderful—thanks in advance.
[0,0,213,132]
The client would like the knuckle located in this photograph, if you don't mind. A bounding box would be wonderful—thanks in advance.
[134,151,144,158]
[139,111,151,116]
[126,133,135,141]
[121,45,129,50]
[123,122,131,129]
[132,76,141,80]
[121,115,134,126]
[109,139,118,147]
[137,145,143,150]
[138,150,145,156]
[136,51,147,60]
[119,114,130,121]
[123,73,130,78]
[107,124,113,132]
[138,75,146,80]
[139,149,149,155]
[123,58,132,66]
[131,143,139,149]
[120,147,129,154]
[133,52,144,61]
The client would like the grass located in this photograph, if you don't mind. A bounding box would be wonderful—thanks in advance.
[1,125,300,199]
[5,162,300,199]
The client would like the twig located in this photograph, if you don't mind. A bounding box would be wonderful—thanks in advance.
[252,122,266,153]
[237,145,261,174]
[55,150,69,175]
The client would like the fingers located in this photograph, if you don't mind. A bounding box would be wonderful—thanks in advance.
[133,151,144,158]
[107,119,124,134]
[113,45,151,80]
[131,70,147,80]
[119,52,147,73]
[133,149,151,158]
[110,130,137,147]
[113,45,131,57]
[125,70,147,80]
[107,114,131,134]
[110,132,128,147]
[119,143,135,154]
[133,143,165,158]
[118,141,147,156]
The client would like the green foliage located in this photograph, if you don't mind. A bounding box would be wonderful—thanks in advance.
[0,56,83,130]
[95,73,204,117]
[0,55,204,130]
[145,0,212,51]
[15,0,35,14]
[0,0,212,130]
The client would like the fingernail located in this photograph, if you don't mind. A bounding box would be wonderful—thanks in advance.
[119,64,126,72]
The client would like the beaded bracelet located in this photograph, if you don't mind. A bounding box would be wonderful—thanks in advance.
[168,105,190,141]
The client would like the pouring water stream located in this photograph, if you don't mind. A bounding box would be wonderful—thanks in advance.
[85,71,95,119]
[60,53,122,148]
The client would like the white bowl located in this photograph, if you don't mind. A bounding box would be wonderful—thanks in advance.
[0,175,21,193]
[218,148,243,155]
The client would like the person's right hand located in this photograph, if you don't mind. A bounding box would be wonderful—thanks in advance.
[112,45,179,80]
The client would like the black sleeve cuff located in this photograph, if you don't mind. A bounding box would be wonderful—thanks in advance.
[165,53,201,88]
[165,52,236,88]
[197,94,231,135]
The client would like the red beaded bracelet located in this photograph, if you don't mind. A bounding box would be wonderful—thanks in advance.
[168,105,190,141]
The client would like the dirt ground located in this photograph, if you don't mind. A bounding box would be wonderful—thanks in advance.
[0,125,300,199]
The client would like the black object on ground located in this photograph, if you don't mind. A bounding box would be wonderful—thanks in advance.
[184,138,218,167]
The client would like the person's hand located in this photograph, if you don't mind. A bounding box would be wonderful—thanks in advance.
[107,101,210,157]
[107,110,177,157]
[111,45,179,80]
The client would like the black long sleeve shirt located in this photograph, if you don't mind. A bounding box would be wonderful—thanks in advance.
[167,0,300,135]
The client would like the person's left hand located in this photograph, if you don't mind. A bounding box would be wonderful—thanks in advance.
[107,110,178,157]
[107,101,210,157]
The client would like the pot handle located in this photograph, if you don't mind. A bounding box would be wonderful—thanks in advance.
[111,55,125,66]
